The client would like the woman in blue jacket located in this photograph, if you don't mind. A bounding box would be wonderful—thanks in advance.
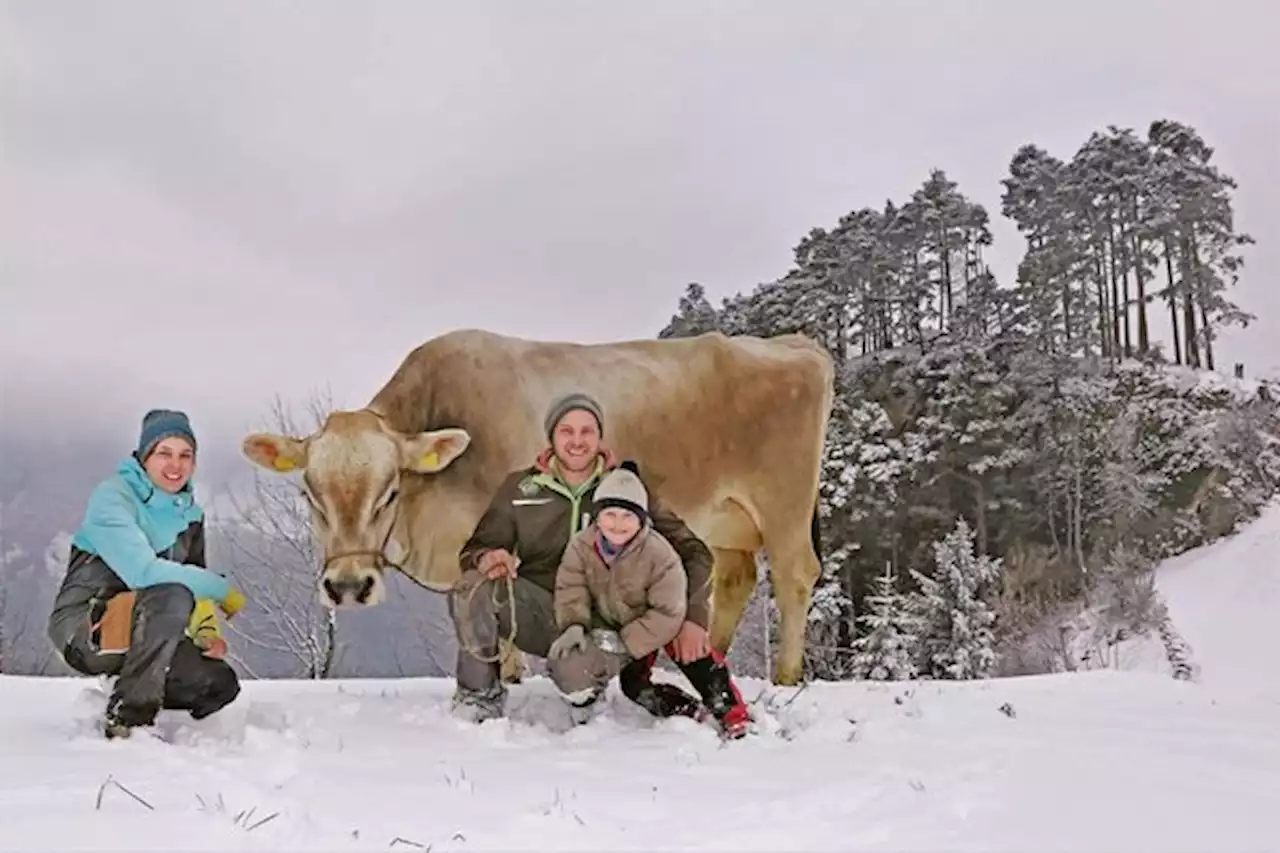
[46,409,248,738]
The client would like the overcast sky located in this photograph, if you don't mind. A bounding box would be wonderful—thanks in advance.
[3,0,1277,479]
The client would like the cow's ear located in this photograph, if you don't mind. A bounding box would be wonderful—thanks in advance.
[243,433,309,473]
[401,428,471,474]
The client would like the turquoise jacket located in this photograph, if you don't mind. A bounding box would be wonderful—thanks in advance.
[69,456,232,602]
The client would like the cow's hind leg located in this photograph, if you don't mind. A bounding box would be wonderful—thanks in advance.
[708,547,758,657]
[762,522,822,687]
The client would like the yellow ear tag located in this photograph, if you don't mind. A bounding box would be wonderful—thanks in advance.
[421,451,440,470]
[273,456,296,472]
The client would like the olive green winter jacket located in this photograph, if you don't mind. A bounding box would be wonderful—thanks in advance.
[457,454,714,628]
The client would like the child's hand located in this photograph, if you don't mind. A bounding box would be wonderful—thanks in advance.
[590,628,627,657]
[548,625,587,660]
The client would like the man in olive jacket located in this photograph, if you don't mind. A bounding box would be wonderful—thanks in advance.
[449,391,714,722]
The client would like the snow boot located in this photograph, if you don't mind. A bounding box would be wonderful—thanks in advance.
[681,654,752,739]
[449,683,507,723]
[630,681,704,720]
[715,703,752,740]
[102,695,157,740]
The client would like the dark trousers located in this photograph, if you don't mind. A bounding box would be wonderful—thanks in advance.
[620,643,748,721]
[60,583,240,725]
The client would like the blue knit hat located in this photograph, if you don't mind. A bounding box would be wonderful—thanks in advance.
[137,409,197,460]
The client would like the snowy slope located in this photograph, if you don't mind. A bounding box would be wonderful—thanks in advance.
[2,671,1276,852]
[2,506,1279,852]
[1154,499,1280,700]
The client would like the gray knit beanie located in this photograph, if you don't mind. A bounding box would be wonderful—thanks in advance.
[543,392,604,441]
[592,466,649,523]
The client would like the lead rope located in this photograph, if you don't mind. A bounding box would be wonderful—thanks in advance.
[455,471,590,668]
[455,552,520,665]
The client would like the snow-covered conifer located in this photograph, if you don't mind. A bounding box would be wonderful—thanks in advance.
[849,563,922,681]
[908,518,1002,680]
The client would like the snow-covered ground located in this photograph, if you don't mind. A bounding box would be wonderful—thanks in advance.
[1155,503,1280,701]
[4,506,1280,852]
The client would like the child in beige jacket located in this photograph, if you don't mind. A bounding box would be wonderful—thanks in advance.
[549,463,751,738]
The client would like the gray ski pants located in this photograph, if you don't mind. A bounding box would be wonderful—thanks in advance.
[55,582,240,723]
[448,571,628,702]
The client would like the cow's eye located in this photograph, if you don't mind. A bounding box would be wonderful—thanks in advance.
[376,488,398,517]
[299,485,328,525]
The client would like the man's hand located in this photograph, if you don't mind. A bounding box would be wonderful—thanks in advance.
[669,621,711,663]
[478,548,520,580]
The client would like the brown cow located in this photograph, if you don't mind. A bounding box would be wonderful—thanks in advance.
[240,328,834,685]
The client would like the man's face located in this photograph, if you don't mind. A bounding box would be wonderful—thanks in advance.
[551,409,601,472]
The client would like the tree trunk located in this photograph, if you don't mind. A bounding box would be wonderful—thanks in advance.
[1182,290,1199,368]
[1180,234,1200,368]
[1094,255,1111,359]
[1115,212,1133,357]
[943,223,954,330]
[321,612,337,678]
[1105,218,1124,358]
[1061,280,1072,351]
[1163,237,1182,365]
[1199,300,1215,371]
[912,253,924,345]
[1132,236,1150,353]
[1188,231,1215,371]
[940,235,952,332]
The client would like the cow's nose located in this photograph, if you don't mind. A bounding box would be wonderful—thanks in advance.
[323,574,376,606]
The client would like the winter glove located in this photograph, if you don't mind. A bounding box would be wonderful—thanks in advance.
[548,624,587,661]
[590,628,628,657]
[188,600,226,657]
[221,587,247,618]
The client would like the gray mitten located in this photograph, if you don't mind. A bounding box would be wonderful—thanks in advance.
[590,628,628,657]
[548,624,587,660]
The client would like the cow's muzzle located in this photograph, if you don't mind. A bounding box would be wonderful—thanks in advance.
[322,572,379,607]
[319,549,397,608]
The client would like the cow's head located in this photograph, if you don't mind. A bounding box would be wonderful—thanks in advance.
[241,410,471,608]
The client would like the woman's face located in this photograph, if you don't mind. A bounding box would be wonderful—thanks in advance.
[598,506,641,546]
[144,436,196,493]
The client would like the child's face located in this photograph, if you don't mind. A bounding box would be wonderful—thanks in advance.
[598,507,641,545]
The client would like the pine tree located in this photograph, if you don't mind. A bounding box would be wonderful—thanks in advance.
[658,283,722,339]
[849,563,922,681]
[908,518,1002,680]
[648,118,1274,683]
[1146,119,1254,370]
